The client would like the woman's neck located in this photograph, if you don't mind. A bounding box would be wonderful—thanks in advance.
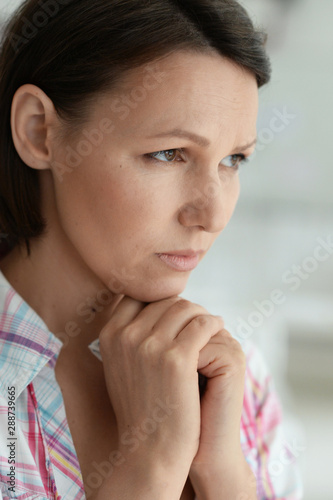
[0,235,122,351]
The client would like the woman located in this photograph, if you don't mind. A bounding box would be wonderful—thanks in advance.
[0,1,302,499]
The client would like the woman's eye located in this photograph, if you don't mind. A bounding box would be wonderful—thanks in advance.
[146,149,184,163]
[221,154,248,170]
[145,150,248,169]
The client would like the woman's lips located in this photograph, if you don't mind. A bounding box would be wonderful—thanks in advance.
[157,252,201,272]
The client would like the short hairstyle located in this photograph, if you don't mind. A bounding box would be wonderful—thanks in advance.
[0,0,271,257]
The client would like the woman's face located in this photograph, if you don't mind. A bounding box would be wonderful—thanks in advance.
[48,50,258,302]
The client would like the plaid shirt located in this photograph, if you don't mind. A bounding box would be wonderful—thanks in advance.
[0,270,303,499]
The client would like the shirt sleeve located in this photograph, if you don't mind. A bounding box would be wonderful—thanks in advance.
[242,341,304,499]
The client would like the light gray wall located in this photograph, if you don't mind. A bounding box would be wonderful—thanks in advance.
[0,0,22,17]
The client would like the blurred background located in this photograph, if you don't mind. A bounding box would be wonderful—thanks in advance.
[186,1,333,499]
[0,0,332,498]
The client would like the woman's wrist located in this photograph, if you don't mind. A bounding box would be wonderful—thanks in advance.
[189,453,257,500]
[95,452,189,500]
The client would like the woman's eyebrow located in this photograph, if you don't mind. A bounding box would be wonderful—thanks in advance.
[235,138,257,152]
[147,128,257,151]
[147,129,211,147]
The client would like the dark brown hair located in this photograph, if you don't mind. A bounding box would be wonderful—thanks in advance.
[0,0,271,257]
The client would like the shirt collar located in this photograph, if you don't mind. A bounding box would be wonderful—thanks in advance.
[0,270,102,399]
[0,270,64,398]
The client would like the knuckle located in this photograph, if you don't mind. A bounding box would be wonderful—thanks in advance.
[192,314,211,329]
[229,341,247,371]
[214,334,246,373]
[170,297,209,317]
[215,316,225,329]
[119,323,140,348]
[138,335,162,358]
[215,328,234,343]
[225,333,243,352]
[171,298,208,317]
[230,335,243,352]
[221,328,232,338]
[161,347,184,371]
[173,298,192,311]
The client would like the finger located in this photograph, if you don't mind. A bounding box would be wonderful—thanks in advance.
[175,315,225,356]
[130,295,182,333]
[119,296,207,345]
[100,295,145,334]
[204,327,231,344]
[197,336,246,377]
[144,298,209,342]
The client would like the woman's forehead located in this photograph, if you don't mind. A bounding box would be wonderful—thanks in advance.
[91,51,258,141]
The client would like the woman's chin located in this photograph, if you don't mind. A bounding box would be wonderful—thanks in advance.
[123,281,188,304]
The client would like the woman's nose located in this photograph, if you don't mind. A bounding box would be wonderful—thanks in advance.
[178,172,233,234]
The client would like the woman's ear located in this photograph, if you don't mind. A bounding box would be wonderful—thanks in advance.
[10,84,58,170]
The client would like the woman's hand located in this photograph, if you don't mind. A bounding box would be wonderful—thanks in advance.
[98,295,224,495]
[193,327,247,465]
[189,329,257,499]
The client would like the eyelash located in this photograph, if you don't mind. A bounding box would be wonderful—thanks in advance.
[144,149,249,171]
